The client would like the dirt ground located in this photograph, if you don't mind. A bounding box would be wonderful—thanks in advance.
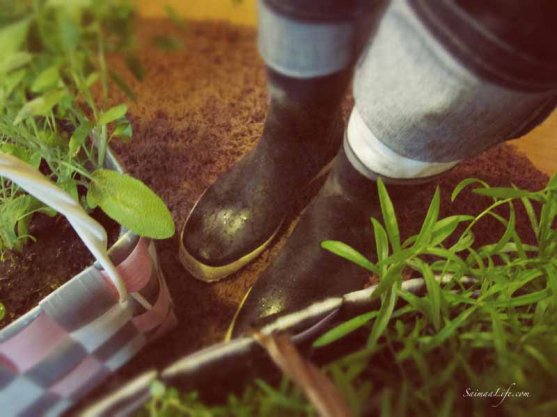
[0,210,118,328]
[73,19,549,409]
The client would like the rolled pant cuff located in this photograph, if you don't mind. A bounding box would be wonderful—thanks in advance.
[345,108,459,184]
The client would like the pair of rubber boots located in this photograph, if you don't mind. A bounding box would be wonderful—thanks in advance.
[179,68,421,338]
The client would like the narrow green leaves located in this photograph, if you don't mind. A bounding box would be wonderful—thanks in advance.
[371,217,388,265]
[313,311,378,348]
[415,187,440,247]
[473,186,542,201]
[424,306,477,350]
[368,288,398,348]
[98,103,128,126]
[13,89,67,125]
[451,178,489,201]
[88,169,175,239]
[412,258,441,330]
[492,288,552,308]
[377,178,400,252]
[321,240,377,274]
[430,215,473,246]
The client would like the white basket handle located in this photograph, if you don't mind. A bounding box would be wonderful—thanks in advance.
[0,151,129,302]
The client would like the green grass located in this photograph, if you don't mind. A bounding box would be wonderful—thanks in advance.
[141,174,557,417]
[0,0,175,318]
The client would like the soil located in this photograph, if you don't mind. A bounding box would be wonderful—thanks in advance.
[75,19,549,410]
[0,210,119,328]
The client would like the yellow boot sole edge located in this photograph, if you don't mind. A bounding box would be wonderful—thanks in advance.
[179,158,335,283]
[179,223,282,283]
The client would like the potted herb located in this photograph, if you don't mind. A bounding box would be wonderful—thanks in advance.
[0,1,176,415]
[80,176,557,417]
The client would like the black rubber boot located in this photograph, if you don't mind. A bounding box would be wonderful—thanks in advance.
[180,68,352,281]
[228,146,429,338]
[227,145,432,338]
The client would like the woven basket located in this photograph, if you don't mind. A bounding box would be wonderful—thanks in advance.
[0,150,176,417]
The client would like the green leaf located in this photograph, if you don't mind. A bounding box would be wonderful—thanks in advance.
[150,380,166,398]
[492,288,552,308]
[112,117,132,141]
[482,203,515,256]
[69,121,93,155]
[56,9,80,52]
[415,187,440,246]
[0,18,30,55]
[489,309,507,357]
[1,69,26,99]
[85,71,100,88]
[0,51,32,74]
[368,288,397,348]
[86,188,98,209]
[413,258,441,330]
[377,178,400,252]
[539,190,556,244]
[0,302,5,321]
[520,196,540,238]
[88,169,174,239]
[321,240,377,274]
[425,306,477,350]
[13,89,66,124]
[98,103,128,126]
[371,217,388,264]
[473,187,541,201]
[313,311,377,348]
[430,215,474,246]
[449,231,474,252]
[451,178,489,202]
[31,65,60,93]
[548,172,557,190]
[0,195,34,250]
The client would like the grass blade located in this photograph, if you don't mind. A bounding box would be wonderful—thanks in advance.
[321,240,378,274]
[313,311,378,348]
[377,178,400,252]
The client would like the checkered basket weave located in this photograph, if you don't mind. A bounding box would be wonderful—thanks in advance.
[0,152,176,417]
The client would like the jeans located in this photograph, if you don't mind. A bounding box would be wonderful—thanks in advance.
[258,0,557,180]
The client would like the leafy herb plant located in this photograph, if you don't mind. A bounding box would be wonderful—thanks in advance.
[0,0,174,259]
[142,174,557,417]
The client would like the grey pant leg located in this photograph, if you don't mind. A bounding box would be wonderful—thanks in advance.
[347,0,556,180]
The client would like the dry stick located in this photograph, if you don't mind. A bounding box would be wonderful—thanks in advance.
[254,331,353,417]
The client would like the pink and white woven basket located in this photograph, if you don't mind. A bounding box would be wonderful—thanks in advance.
[0,152,176,417]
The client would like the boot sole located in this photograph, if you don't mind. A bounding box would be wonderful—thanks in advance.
[179,158,335,282]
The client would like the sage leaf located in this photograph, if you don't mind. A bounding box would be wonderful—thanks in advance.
[88,169,174,239]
